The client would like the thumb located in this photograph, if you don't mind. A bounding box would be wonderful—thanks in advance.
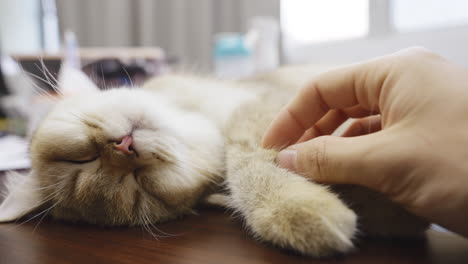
[277,134,394,190]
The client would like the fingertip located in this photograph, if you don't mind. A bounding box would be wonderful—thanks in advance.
[277,149,297,170]
[262,108,308,150]
[260,128,272,148]
[260,127,275,149]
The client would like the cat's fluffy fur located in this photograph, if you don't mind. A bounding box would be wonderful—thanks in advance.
[0,65,428,257]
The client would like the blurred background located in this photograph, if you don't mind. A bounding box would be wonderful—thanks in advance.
[0,0,468,169]
[2,0,468,68]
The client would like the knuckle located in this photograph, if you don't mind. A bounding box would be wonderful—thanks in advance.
[400,47,443,62]
[405,46,433,55]
[388,47,445,78]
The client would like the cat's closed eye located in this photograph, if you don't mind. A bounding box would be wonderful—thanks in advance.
[61,156,99,164]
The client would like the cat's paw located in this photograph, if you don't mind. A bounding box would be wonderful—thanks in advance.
[246,184,357,257]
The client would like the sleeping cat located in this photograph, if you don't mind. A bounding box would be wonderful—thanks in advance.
[0,64,428,257]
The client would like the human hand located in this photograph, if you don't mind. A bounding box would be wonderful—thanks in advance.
[262,48,468,236]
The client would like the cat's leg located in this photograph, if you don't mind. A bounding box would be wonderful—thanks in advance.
[225,146,357,257]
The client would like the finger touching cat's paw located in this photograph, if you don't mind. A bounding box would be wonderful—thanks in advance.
[246,189,358,257]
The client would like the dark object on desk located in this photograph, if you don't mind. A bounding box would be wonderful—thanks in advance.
[0,59,10,119]
[81,58,167,89]
[16,57,155,92]
[0,61,9,96]
[12,47,170,91]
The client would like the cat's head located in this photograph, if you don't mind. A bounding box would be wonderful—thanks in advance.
[0,65,224,226]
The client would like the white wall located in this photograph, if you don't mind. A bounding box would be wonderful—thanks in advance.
[0,0,42,53]
[285,26,468,67]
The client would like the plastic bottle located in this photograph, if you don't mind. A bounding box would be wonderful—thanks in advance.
[213,33,254,79]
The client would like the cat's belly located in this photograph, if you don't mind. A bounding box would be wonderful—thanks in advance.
[143,75,258,128]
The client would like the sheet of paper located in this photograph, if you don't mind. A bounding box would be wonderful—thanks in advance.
[0,135,30,171]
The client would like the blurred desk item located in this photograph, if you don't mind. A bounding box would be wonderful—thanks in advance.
[0,135,30,171]
[214,33,255,79]
[0,55,36,136]
[0,60,9,123]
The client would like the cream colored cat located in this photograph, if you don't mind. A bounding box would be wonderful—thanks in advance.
[0,65,427,257]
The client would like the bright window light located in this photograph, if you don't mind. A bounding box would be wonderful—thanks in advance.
[281,0,369,44]
[393,0,468,32]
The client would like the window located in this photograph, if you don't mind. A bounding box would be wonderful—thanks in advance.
[281,0,369,44]
[281,0,468,67]
[282,0,468,45]
[392,0,468,32]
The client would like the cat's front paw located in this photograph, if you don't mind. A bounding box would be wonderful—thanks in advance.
[246,185,357,257]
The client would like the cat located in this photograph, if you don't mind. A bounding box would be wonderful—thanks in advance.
[0,64,428,257]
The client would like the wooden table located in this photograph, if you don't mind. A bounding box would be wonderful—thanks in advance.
[0,207,467,264]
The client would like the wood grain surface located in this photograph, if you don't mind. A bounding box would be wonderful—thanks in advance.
[0,208,468,264]
[0,173,467,264]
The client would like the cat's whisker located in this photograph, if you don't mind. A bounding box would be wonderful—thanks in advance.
[69,112,84,121]
[138,213,159,240]
[25,183,61,192]
[141,212,159,240]
[20,72,58,103]
[68,112,90,126]
[38,57,60,89]
[26,181,64,192]
[30,89,57,104]
[29,181,68,211]
[26,71,60,95]
[31,88,53,100]
[121,66,134,89]
[89,64,101,89]
[29,189,64,210]
[39,57,59,83]
[9,191,63,230]
[9,209,48,230]
[137,202,178,239]
[31,63,61,94]
[141,212,177,238]
[100,63,108,91]
[31,87,57,103]
[31,199,60,233]
[69,112,107,132]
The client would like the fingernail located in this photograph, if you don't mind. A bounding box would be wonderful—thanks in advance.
[277,149,297,170]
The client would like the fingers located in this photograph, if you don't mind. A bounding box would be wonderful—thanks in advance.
[341,115,382,137]
[262,56,396,149]
[277,130,420,197]
[295,106,371,143]
[296,109,348,144]
[277,133,395,191]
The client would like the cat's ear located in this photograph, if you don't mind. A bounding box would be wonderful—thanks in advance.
[57,63,99,95]
[0,171,42,222]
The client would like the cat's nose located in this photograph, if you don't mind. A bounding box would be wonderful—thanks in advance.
[114,135,134,155]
